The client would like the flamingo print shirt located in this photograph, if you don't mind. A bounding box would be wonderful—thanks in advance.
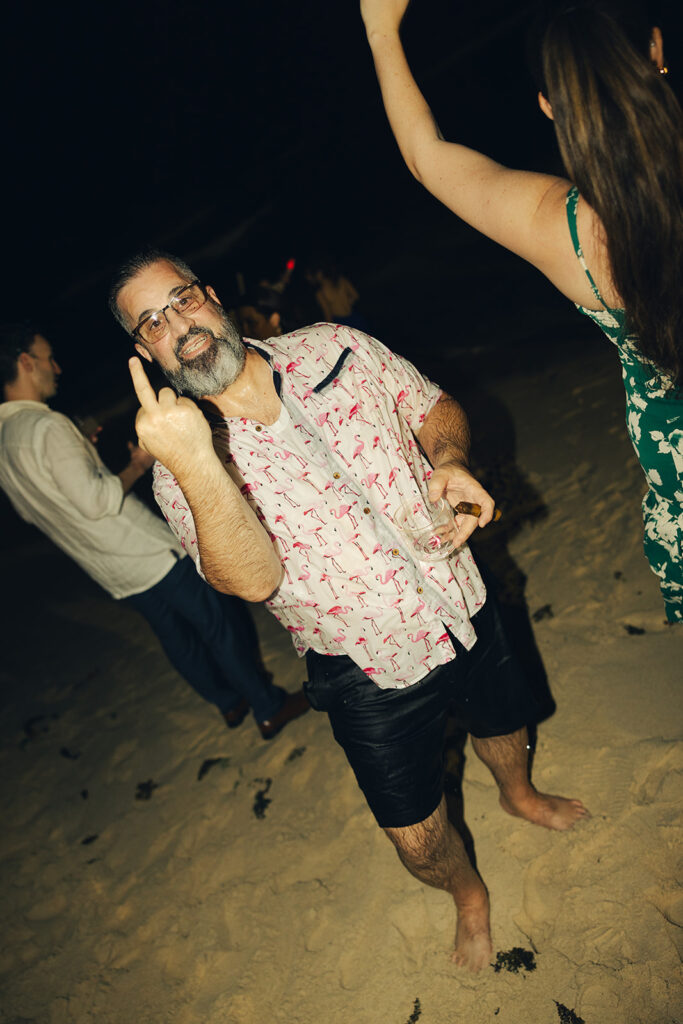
[153,324,486,688]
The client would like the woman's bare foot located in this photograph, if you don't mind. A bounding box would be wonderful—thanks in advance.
[500,789,590,831]
[451,887,493,972]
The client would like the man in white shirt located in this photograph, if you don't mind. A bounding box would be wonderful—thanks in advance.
[0,323,309,739]
[110,249,588,972]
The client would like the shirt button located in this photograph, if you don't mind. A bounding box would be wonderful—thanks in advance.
[333,472,340,479]
[255,425,262,432]
[416,586,424,594]
[363,507,371,514]
[391,548,400,556]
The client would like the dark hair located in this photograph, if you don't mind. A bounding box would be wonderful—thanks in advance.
[304,254,343,285]
[530,0,683,384]
[238,284,282,317]
[107,248,196,334]
[527,0,653,93]
[0,322,40,388]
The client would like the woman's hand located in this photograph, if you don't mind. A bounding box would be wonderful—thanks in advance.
[360,0,410,36]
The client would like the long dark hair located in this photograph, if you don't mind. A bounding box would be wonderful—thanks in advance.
[531,1,683,385]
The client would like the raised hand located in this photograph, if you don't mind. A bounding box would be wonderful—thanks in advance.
[360,0,411,34]
[128,357,215,479]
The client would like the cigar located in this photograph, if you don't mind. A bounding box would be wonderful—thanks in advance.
[453,501,502,522]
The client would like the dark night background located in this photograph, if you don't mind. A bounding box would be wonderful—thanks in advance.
[2,0,681,418]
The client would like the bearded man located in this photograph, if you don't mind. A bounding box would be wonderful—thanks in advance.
[110,249,588,972]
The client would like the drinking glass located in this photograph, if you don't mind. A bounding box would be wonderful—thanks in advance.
[394,497,456,562]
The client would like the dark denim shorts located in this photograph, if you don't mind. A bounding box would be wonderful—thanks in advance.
[304,592,540,828]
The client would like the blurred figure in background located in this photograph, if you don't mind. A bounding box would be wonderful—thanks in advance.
[305,257,371,332]
[237,284,284,341]
[0,323,304,740]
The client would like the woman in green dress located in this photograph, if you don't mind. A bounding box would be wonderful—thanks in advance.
[361,0,682,622]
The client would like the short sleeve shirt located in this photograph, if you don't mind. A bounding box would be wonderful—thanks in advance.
[154,324,486,687]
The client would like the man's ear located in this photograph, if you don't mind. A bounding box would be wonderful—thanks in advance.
[134,342,153,363]
[269,312,281,331]
[17,352,35,374]
[206,284,221,306]
[538,91,554,120]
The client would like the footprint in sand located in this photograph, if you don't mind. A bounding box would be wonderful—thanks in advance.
[25,891,68,921]
[576,973,622,1017]
[517,846,571,943]
[338,943,375,991]
[215,899,259,952]
[389,893,432,971]
[619,609,674,634]
[568,744,634,819]
[109,738,138,769]
[631,743,682,806]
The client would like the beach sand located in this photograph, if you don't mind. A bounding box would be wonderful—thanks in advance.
[1,338,681,1024]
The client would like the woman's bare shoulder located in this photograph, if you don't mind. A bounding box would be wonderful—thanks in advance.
[532,180,621,309]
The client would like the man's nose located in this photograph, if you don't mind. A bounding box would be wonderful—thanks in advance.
[167,307,197,339]
[52,359,62,375]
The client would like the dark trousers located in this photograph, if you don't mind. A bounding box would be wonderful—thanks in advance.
[123,556,285,722]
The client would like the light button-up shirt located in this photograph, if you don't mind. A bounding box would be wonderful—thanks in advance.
[154,325,486,687]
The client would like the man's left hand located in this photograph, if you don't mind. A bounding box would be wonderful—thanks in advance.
[427,461,496,548]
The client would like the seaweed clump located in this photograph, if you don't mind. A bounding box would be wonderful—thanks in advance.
[554,1002,585,1024]
[491,947,537,974]
[135,779,159,800]
[253,778,272,819]
[405,997,421,1023]
[197,756,230,781]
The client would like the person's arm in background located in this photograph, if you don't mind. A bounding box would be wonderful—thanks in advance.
[117,441,155,494]
[129,357,282,602]
[43,416,151,517]
[360,0,574,280]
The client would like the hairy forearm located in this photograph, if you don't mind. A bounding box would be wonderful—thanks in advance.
[417,394,471,468]
[177,454,282,601]
[366,26,443,180]
[419,393,496,538]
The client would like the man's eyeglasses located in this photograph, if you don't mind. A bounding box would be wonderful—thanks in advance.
[132,281,209,345]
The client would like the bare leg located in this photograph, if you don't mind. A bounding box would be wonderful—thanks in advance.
[471,727,589,830]
[383,796,492,972]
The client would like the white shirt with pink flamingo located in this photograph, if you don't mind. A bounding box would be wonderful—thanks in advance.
[153,324,486,688]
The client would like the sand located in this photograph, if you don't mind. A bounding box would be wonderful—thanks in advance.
[1,339,681,1024]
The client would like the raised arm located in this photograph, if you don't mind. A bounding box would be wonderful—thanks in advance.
[417,392,496,548]
[129,357,282,602]
[361,1,575,278]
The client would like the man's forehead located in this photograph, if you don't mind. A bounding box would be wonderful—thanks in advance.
[120,260,190,317]
[31,334,52,355]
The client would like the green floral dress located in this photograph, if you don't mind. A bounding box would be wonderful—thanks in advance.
[566,186,683,622]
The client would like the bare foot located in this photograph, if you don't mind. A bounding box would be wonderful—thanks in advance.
[500,789,590,831]
[451,888,493,972]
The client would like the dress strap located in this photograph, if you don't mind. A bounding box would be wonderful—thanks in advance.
[565,185,605,306]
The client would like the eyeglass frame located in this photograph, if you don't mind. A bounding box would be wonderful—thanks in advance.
[131,280,209,344]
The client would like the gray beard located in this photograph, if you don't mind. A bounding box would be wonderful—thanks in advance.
[162,311,246,399]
